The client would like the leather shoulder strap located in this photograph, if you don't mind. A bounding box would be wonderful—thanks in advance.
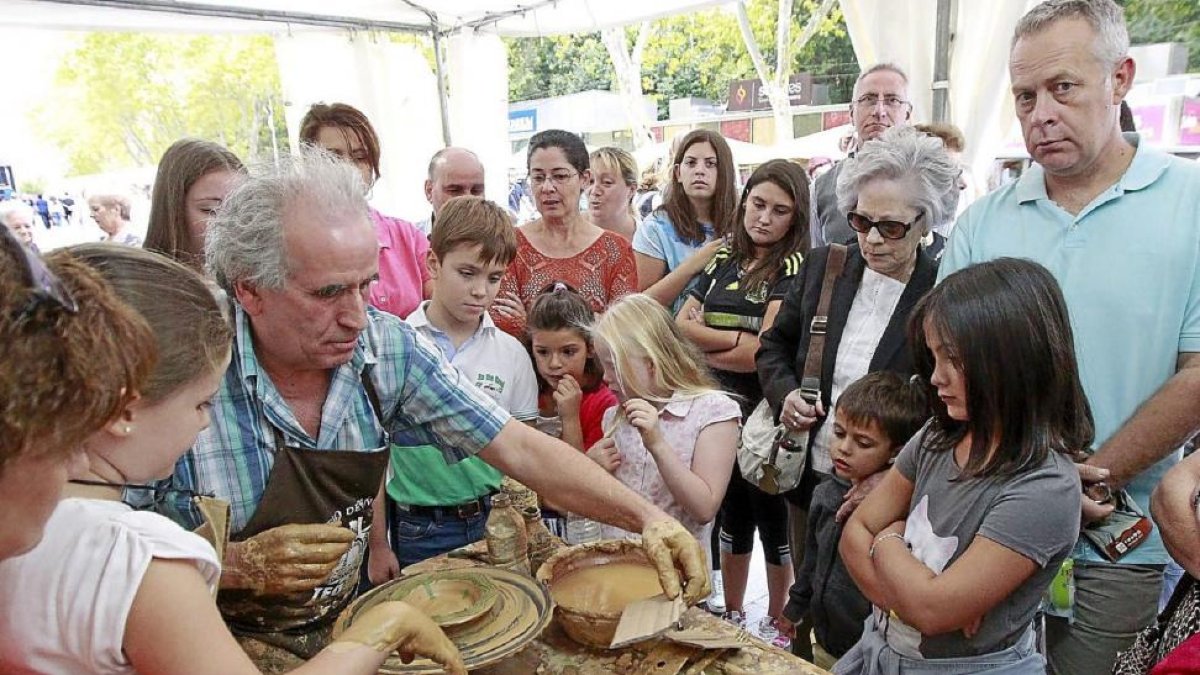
[799,244,848,402]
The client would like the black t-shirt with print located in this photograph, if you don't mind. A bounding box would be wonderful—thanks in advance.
[689,246,803,417]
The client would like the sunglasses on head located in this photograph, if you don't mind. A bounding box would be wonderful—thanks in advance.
[1,224,78,322]
[846,210,924,240]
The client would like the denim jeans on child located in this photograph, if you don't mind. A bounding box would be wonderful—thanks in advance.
[389,497,492,568]
[834,614,1044,675]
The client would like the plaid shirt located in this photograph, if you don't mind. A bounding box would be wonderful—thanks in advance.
[166,305,511,531]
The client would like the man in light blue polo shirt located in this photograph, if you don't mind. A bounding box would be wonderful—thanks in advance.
[940,2,1200,673]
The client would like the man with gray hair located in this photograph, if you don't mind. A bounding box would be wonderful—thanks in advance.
[414,146,485,236]
[0,200,38,252]
[940,1,1200,671]
[164,148,708,668]
[810,63,913,249]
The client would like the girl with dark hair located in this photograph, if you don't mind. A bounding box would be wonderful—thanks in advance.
[145,138,244,272]
[526,282,619,537]
[527,282,618,453]
[837,258,1091,674]
[300,102,432,319]
[675,158,810,644]
[633,129,739,312]
[0,245,465,675]
[491,129,638,338]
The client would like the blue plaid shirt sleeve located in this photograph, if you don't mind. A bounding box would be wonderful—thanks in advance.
[375,316,511,464]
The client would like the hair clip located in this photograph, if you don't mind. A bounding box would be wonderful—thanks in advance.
[553,281,568,293]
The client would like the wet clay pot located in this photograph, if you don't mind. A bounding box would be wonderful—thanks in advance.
[536,539,664,649]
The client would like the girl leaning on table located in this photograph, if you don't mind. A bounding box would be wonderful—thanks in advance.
[836,258,1089,674]
[0,245,465,675]
[586,293,741,556]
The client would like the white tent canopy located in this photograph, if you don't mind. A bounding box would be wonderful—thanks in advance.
[769,124,852,161]
[3,0,1042,217]
[0,0,730,36]
[1,0,730,220]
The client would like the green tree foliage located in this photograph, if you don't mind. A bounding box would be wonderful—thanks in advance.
[506,33,613,101]
[37,33,288,176]
[1119,0,1200,70]
[789,1,859,103]
[505,0,857,115]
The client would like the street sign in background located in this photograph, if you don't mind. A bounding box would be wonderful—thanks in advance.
[727,74,814,112]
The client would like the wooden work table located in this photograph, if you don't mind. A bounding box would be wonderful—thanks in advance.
[402,548,830,675]
[473,604,831,674]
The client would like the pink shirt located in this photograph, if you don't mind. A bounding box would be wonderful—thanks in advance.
[598,391,741,547]
[370,208,430,319]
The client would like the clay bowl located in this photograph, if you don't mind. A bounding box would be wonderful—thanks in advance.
[389,570,498,628]
[535,539,665,649]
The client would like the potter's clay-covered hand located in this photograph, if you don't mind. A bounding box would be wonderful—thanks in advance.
[641,519,710,605]
[330,601,466,675]
[224,523,354,595]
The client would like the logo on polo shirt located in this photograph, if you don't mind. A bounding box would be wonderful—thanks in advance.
[474,372,506,400]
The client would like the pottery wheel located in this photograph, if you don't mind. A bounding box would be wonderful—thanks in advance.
[333,567,554,673]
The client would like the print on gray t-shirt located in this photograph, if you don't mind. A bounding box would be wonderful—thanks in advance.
[885,425,1081,659]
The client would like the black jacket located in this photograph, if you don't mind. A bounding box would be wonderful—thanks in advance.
[755,243,937,504]
[782,475,870,657]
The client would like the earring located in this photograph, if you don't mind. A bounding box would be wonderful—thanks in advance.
[123,425,132,434]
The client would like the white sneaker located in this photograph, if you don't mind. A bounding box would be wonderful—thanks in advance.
[705,571,726,614]
[756,617,791,649]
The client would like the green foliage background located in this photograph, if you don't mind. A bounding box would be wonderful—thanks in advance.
[35,0,1199,176]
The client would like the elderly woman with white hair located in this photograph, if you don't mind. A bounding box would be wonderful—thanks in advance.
[0,200,39,252]
[756,125,958,655]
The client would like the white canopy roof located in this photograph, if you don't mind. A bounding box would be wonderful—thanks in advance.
[0,0,730,36]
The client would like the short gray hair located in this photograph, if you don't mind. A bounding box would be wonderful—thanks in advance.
[854,63,909,93]
[1013,0,1129,67]
[836,126,960,230]
[0,200,34,227]
[206,147,369,293]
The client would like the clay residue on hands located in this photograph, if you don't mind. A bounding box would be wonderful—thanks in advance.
[330,601,466,674]
[229,523,354,595]
[641,518,710,604]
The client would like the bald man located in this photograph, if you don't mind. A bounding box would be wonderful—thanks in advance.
[415,147,486,236]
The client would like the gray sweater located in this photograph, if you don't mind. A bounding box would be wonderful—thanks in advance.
[783,474,871,657]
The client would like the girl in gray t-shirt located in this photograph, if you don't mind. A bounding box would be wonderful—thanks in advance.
[836,258,1091,674]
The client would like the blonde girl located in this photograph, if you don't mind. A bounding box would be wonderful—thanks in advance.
[589,293,741,549]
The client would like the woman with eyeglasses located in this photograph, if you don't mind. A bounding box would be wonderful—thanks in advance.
[634,129,739,314]
[491,129,638,339]
[0,230,152,562]
[0,245,465,675]
[756,126,955,650]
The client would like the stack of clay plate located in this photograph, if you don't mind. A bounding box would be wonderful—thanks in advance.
[333,567,554,672]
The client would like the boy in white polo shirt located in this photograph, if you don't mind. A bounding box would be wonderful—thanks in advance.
[366,197,538,579]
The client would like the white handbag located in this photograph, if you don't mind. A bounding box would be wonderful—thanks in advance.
[737,244,848,495]
[737,398,807,495]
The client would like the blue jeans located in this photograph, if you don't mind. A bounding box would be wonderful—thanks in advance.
[388,497,491,568]
[835,616,1043,674]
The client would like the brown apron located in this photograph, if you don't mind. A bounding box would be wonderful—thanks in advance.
[218,373,390,666]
